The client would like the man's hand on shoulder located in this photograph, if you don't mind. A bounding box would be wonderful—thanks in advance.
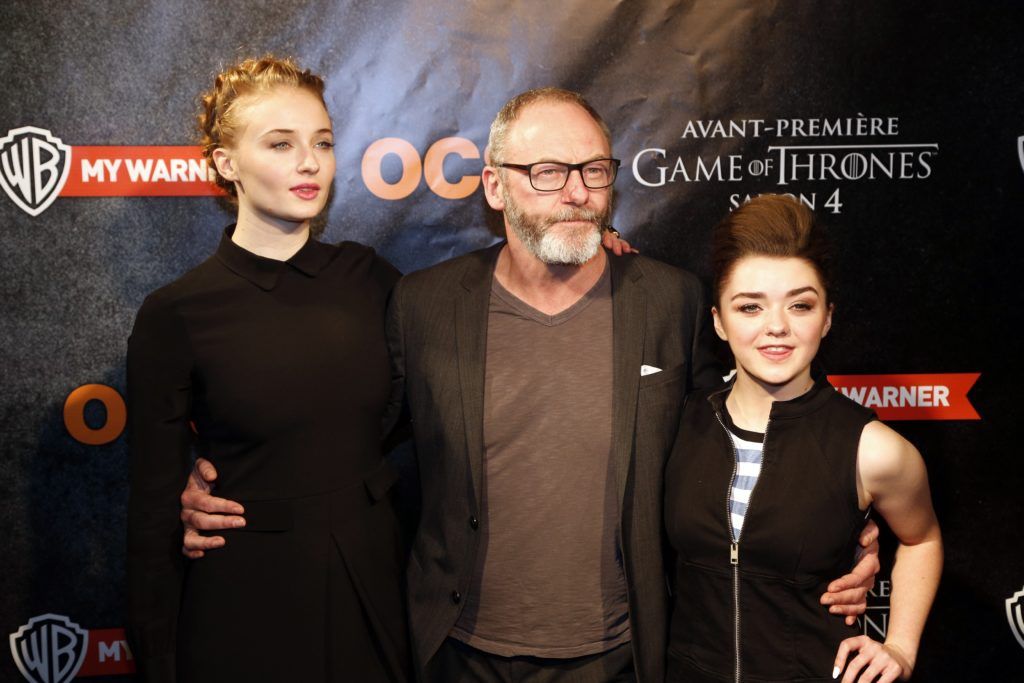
[180,457,246,559]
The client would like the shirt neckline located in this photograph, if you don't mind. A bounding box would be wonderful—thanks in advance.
[722,404,766,444]
[489,258,611,327]
[215,224,333,290]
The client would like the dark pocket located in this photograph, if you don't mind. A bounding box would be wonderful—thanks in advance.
[669,560,734,678]
[637,365,687,462]
[737,572,798,679]
[638,362,686,389]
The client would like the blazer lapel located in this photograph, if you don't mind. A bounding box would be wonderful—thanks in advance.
[455,243,503,509]
[610,254,646,506]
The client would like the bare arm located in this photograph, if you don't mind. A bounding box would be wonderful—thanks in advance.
[835,421,943,682]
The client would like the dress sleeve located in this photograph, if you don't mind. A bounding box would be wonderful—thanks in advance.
[125,291,194,682]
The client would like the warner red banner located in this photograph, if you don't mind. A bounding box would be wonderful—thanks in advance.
[827,373,981,421]
[60,146,218,197]
[76,628,135,677]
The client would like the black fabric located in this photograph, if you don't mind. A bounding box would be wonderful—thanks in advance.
[664,378,875,682]
[720,404,765,444]
[428,637,636,683]
[126,227,410,682]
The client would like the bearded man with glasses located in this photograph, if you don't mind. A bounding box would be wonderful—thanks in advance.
[395,88,713,681]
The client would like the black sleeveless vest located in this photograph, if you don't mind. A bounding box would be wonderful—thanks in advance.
[665,377,875,682]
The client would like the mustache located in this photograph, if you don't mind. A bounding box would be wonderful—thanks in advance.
[542,207,608,228]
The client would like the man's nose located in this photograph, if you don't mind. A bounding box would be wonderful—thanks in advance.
[561,168,589,203]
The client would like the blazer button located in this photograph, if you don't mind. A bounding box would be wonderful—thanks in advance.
[469,515,479,530]
[451,590,462,604]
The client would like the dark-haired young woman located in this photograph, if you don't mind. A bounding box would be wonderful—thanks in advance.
[665,195,942,683]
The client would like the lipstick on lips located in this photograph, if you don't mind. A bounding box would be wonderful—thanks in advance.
[290,183,320,200]
[758,345,794,361]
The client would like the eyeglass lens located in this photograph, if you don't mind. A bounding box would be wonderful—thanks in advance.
[530,160,617,190]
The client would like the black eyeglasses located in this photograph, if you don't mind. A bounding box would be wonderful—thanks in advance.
[498,158,621,191]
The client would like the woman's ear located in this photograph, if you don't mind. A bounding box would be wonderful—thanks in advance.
[822,302,834,339]
[712,306,728,341]
[212,147,238,183]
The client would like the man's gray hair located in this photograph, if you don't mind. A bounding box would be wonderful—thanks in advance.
[486,87,612,165]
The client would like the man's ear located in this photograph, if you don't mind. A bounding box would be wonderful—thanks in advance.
[482,165,505,211]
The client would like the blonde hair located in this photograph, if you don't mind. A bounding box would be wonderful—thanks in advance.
[197,55,326,197]
[486,87,611,165]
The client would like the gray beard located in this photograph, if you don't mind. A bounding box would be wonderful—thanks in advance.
[503,190,609,266]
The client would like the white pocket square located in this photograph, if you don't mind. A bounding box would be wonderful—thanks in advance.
[640,364,662,376]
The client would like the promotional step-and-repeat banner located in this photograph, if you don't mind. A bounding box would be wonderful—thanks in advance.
[1,2,1020,681]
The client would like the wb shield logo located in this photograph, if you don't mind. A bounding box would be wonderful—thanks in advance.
[8,614,88,683]
[0,127,72,217]
[1008,586,1024,650]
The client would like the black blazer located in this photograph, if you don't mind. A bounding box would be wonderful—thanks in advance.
[386,243,721,682]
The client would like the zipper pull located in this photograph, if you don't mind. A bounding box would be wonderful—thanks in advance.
[730,542,739,566]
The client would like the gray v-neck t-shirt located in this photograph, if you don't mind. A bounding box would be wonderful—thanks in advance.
[451,261,630,658]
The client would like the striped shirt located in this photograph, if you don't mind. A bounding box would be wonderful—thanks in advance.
[725,416,765,541]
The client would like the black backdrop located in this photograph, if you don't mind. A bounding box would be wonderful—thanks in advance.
[1,1,1022,680]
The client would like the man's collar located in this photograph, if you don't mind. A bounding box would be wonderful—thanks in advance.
[215,225,332,290]
[459,241,505,292]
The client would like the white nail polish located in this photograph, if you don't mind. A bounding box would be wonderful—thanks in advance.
[832,665,841,679]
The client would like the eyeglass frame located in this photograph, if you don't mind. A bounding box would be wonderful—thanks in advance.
[496,158,622,191]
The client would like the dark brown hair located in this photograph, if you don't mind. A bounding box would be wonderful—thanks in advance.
[197,55,327,197]
[711,194,834,305]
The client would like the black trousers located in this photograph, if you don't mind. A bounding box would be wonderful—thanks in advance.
[426,637,635,683]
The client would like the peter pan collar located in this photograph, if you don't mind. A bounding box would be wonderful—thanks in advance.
[216,225,333,290]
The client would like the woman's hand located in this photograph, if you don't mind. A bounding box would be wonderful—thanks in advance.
[601,227,638,255]
[833,635,912,682]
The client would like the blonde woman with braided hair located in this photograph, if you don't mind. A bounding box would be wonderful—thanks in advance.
[126,56,411,682]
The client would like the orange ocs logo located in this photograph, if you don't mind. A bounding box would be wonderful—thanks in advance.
[64,384,126,445]
[361,137,481,200]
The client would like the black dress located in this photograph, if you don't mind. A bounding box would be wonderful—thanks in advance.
[126,227,410,682]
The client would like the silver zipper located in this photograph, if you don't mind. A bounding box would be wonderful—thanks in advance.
[715,406,771,683]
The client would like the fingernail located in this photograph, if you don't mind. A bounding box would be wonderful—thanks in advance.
[823,597,833,605]
[832,666,840,679]
[829,606,838,613]
[233,519,245,527]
